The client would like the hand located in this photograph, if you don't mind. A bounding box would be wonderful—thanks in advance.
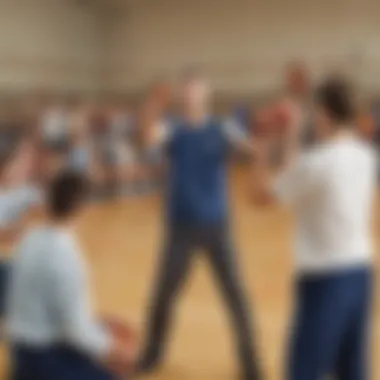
[104,337,137,376]
[101,316,138,376]
[102,316,136,344]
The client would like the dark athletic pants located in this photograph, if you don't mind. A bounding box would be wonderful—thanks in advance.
[11,345,116,380]
[140,224,262,380]
[287,266,372,380]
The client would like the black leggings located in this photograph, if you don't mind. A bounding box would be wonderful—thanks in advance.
[140,225,263,380]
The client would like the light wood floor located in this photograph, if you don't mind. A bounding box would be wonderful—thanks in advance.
[1,167,379,379]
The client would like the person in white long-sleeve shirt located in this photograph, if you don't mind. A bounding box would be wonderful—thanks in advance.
[6,171,135,380]
[251,78,376,380]
[41,104,70,151]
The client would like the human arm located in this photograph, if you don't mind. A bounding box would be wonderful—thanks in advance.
[141,118,172,166]
[222,118,255,155]
[251,103,303,206]
[0,222,24,245]
[0,186,44,245]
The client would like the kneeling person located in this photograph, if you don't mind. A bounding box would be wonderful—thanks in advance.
[6,171,135,380]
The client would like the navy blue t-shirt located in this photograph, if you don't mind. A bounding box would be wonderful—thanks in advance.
[165,117,229,227]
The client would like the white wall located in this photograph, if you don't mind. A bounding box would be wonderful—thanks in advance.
[0,0,103,93]
[2,0,380,96]
[105,0,380,95]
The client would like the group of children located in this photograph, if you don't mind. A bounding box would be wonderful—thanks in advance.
[0,63,376,380]
[39,100,153,198]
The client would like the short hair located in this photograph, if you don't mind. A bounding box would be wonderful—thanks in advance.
[48,170,89,219]
[316,77,355,123]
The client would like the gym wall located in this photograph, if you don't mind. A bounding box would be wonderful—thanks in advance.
[1,0,380,98]
[104,0,380,96]
[0,0,104,94]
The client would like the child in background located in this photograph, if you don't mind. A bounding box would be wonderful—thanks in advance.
[68,104,95,177]
[40,102,70,154]
[107,105,138,196]
[90,105,119,198]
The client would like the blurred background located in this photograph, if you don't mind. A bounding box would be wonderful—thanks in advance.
[1,0,380,96]
[0,0,379,192]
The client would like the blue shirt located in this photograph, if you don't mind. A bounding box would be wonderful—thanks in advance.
[166,118,230,227]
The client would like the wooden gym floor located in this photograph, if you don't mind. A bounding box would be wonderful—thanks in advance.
[0,166,379,379]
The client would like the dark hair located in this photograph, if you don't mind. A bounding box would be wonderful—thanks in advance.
[316,77,355,124]
[48,170,88,219]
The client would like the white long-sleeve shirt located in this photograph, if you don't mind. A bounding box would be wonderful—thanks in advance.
[0,185,43,227]
[42,108,69,143]
[0,185,44,255]
[6,226,111,359]
[274,135,377,274]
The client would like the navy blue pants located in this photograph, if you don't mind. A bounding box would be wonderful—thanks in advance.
[287,267,372,380]
[11,345,116,380]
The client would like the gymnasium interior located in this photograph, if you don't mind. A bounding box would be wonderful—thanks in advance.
[0,0,379,379]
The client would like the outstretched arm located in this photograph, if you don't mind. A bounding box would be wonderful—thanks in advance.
[251,104,302,206]
[0,185,45,246]
[0,224,23,245]
[222,118,255,155]
[142,118,172,167]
